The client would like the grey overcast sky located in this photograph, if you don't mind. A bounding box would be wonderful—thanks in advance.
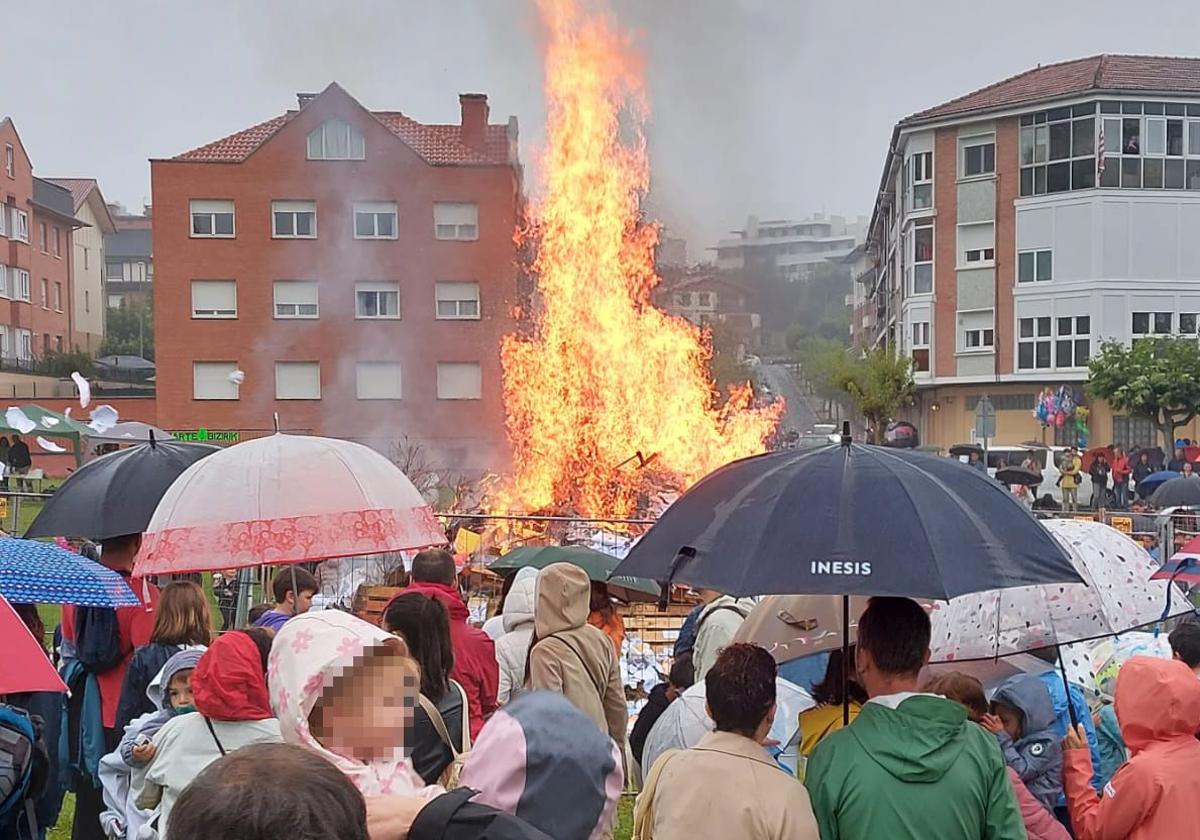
[4,0,1200,254]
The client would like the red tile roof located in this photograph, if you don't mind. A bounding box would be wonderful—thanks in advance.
[173,110,511,166]
[44,178,97,211]
[907,54,1200,123]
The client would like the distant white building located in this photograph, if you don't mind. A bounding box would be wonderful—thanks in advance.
[713,213,867,282]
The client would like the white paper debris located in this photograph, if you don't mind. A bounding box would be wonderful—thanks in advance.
[5,407,36,434]
[35,436,66,453]
[87,404,119,434]
[64,407,71,418]
[40,416,59,428]
[228,370,246,385]
[71,372,91,409]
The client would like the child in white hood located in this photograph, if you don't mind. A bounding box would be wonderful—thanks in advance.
[270,609,443,798]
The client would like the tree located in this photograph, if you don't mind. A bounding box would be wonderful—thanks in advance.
[834,345,915,444]
[1088,337,1200,447]
[792,335,852,404]
[101,297,154,361]
[708,320,751,396]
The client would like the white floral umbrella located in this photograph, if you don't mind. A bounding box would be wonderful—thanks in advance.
[930,519,1190,662]
[136,434,446,575]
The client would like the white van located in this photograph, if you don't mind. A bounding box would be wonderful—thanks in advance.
[958,444,1093,505]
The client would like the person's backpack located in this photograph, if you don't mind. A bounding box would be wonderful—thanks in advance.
[74,606,124,673]
[407,788,553,840]
[417,681,471,789]
[0,703,48,836]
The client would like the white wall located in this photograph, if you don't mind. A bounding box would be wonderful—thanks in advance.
[72,200,106,352]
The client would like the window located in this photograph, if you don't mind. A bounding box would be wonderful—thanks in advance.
[38,223,46,253]
[53,282,62,312]
[437,362,482,400]
[911,320,930,372]
[964,248,995,263]
[959,222,995,267]
[273,281,319,319]
[962,140,995,177]
[275,361,321,400]
[1131,311,1173,338]
[959,309,995,352]
[353,202,397,239]
[41,334,49,356]
[84,290,89,313]
[697,292,713,306]
[675,292,691,307]
[53,227,60,257]
[435,282,481,320]
[271,201,316,238]
[39,279,48,309]
[16,329,32,362]
[910,151,933,210]
[356,362,403,400]
[4,145,11,178]
[12,209,28,242]
[307,119,365,160]
[14,270,29,302]
[193,361,240,400]
[1018,316,1053,369]
[910,222,933,294]
[1055,315,1091,368]
[0,327,8,359]
[1017,249,1052,283]
[54,335,62,353]
[83,248,88,270]
[1181,312,1199,335]
[0,204,6,237]
[355,282,400,319]
[190,200,235,237]
[0,265,7,298]
[1019,104,1096,196]
[191,280,237,318]
[106,262,124,281]
[1112,415,1158,450]
[433,203,479,241]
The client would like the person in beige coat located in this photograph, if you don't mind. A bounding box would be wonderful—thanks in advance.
[636,643,819,840]
[527,562,628,747]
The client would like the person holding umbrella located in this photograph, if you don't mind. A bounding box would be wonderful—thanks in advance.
[1131,450,1154,487]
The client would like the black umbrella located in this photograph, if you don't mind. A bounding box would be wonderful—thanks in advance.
[25,440,219,540]
[948,443,983,457]
[995,466,1042,486]
[1149,476,1200,509]
[613,440,1080,600]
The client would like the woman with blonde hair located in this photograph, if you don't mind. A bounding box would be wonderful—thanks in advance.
[116,580,212,730]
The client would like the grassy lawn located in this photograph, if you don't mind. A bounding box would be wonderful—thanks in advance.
[615,794,634,839]
[48,793,73,840]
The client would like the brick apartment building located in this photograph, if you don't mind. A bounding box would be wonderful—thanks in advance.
[150,84,522,472]
[0,118,79,369]
[859,54,1200,452]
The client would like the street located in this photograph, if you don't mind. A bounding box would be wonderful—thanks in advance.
[758,362,820,436]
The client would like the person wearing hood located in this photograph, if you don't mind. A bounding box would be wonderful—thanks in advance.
[1063,656,1200,839]
[804,598,1023,840]
[527,562,627,747]
[983,673,1064,813]
[394,549,498,740]
[494,567,538,705]
[138,631,282,838]
[691,589,756,682]
[271,608,442,799]
[1093,702,1126,789]
[459,691,622,840]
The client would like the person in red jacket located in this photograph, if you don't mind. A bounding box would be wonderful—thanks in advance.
[395,549,498,739]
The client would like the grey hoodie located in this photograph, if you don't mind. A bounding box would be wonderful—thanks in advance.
[991,673,1063,813]
[118,648,205,766]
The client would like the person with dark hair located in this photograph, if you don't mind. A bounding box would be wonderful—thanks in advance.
[636,643,818,839]
[253,567,318,632]
[247,603,272,626]
[395,548,497,740]
[804,597,1023,839]
[1026,644,1103,816]
[169,743,369,840]
[1169,621,1200,675]
[383,592,465,785]
[8,432,31,474]
[629,658,694,771]
[797,647,867,760]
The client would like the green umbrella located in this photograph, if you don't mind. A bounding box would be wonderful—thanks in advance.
[0,404,95,467]
[490,544,661,602]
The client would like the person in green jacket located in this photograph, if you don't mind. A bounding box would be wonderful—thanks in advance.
[804,597,1025,840]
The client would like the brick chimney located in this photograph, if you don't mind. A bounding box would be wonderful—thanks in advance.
[459,93,489,152]
[297,93,318,109]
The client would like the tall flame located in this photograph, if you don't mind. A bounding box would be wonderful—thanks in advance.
[500,0,781,517]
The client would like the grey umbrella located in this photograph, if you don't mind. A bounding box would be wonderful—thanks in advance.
[1149,476,1200,508]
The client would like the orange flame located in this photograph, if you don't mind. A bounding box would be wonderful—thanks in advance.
[500,0,782,517]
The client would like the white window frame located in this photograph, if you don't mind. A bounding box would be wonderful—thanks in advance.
[274,361,321,400]
[307,119,365,161]
[961,137,996,179]
[911,321,930,348]
[433,202,479,241]
[15,329,32,362]
[958,221,996,268]
[53,281,62,313]
[4,145,12,178]
[39,278,48,310]
[190,280,238,319]
[1055,315,1092,369]
[189,200,235,238]
[0,326,9,360]
[193,361,240,400]
[355,361,403,400]
[1131,311,1174,339]
[271,201,317,239]
[0,203,7,237]
[958,309,995,353]
[12,209,28,243]
[1018,316,1054,370]
[436,362,482,400]
[353,202,397,240]
[910,151,933,211]
[1180,312,1200,336]
[15,269,30,302]
[1017,249,1053,284]
[909,222,934,295]
[355,282,400,320]
[0,265,8,299]
[273,281,319,319]
[434,281,481,320]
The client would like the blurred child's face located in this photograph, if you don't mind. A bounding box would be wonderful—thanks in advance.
[994,702,1023,740]
[167,669,194,711]
[311,646,418,763]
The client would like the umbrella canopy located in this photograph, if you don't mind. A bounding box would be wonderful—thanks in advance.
[613,444,1080,600]
[26,440,219,541]
[490,544,660,601]
[1080,446,1115,473]
[995,466,1042,486]
[1151,534,1200,584]
[85,421,176,445]
[0,594,66,694]
[1149,476,1200,508]
[733,595,876,663]
[0,404,93,439]
[1082,632,1173,701]
[923,653,1093,693]
[1137,470,1179,498]
[136,433,447,576]
[96,355,156,371]
[928,519,1190,662]
[0,537,140,607]
[948,443,983,457]
[1129,446,1166,471]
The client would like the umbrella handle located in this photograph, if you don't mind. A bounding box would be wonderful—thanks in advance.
[657,547,694,611]
[842,594,851,726]
[1057,647,1079,728]
[1154,559,1192,638]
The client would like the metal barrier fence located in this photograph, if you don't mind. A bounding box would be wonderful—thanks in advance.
[1035,507,1199,559]
[0,490,55,535]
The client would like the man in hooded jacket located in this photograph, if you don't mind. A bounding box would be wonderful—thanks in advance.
[804,597,1023,840]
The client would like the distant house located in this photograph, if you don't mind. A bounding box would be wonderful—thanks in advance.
[45,179,116,353]
[104,206,153,309]
[656,270,761,348]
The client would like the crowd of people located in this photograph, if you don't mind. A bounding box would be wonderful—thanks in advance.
[6,535,1200,840]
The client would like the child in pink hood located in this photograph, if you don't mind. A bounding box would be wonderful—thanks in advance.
[270,609,443,799]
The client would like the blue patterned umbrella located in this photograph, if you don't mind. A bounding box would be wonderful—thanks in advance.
[0,537,140,607]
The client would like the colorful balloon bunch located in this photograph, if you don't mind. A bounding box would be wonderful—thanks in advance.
[1033,385,1089,446]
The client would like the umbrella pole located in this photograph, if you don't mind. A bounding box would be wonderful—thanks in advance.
[1056,646,1079,728]
[842,593,850,726]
